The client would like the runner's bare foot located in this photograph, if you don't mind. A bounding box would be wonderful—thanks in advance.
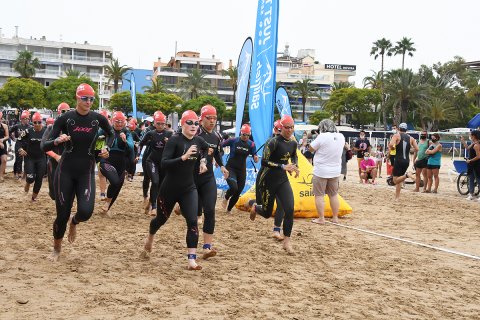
[67,216,77,243]
[272,231,284,241]
[197,216,203,225]
[24,183,30,193]
[202,247,218,260]
[332,216,339,224]
[311,218,325,225]
[221,198,228,210]
[50,249,61,262]
[174,204,182,216]
[149,209,156,217]
[283,239,295,255]
[50,240,62,262]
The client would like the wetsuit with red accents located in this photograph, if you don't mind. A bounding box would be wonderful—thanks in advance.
[43,110,114,240]
[194,126,224,235]
[18,127,47,194]
[137,129,172,209]
[149,133,208,249]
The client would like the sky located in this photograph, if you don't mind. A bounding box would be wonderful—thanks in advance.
[1,0,479,86]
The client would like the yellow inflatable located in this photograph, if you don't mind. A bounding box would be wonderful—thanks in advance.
[236,152,352,218]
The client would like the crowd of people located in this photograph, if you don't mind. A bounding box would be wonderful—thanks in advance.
[1,83,480,269]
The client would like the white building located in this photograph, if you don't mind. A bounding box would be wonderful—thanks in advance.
[0,29,114,104]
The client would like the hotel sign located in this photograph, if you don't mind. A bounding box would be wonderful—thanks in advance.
[325,64,356,71]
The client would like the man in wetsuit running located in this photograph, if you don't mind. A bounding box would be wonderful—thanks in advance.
[143,110,208,270]
[43,83,114,261]
[9,111,31,180]
[245,115,299,254]
[18,112,47,201]
[388,122,418,200]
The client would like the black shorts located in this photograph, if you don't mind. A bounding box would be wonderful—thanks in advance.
[415,158,428,169]
[393,161,409,177]
[0,146,7,156]
[427,164,440,170]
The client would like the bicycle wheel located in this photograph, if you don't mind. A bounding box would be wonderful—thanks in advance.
[457,172,470,195]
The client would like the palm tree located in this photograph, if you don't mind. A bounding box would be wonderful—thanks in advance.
[222,66,238,98]
[13,50,40,78]
[363,70,382,90]
[384,69,428,124]
[105,58,131,93]
[176,68,214,100]
[370,38,393,129]
[293,78,318,123]
[420,97,454,131]
[331,81,354,91]
[65,69,85,78]
[142,76,167,93]
[393,37,416,70]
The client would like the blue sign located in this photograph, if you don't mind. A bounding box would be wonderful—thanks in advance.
[275,87,292,117]
[235,37,253,137]
[130,73,137,118]
[248,0,280,156]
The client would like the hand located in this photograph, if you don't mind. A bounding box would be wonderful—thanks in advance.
[221,166,229,179]
[54,134,70,146]
[119,132,126,142]
[99,148,109,159]
[466,159,470,164]
[253,155,259,163]
[54,154,61,162]
[208,147,214,156]
[19,149,27,156]
[199,162,207,174]
[181,145,197,161]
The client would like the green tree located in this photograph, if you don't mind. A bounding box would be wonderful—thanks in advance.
[363,70,382,90]
[308,110,332,125]
[331,81,354,90]
[180,95,227,130]
[384,69,428,124]
[142,76,167,94]
[139,93,183,116]
[393,37,416,70]
[47,76,98,110]
[64,69,85,78]
[105,58,131,93]
[176,68,215,100]
[13,50,41,78]
[420,97,455,131]
[293,78,318,123]
[370,38,393,129]
[0,78,47,109]
[222,66,238,98]
[109,91,132,113]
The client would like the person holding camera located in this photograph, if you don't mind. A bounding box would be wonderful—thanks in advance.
[461,130,480,201]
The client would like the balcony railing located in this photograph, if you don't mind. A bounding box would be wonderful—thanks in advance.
[158,67,227,77]
[0,67,102,80]
[0,50,110,65]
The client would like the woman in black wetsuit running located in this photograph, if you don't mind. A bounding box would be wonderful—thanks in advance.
[42,83,114,261]
[143,110,209,270]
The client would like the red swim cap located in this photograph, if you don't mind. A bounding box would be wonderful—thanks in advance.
[46,117,55,125]
[128,121,137,131]
[32,112,42,122]
[280,115,294,126]
[76,83,95,97]
[273,119,282,131]
[57,102,70,115]
[200,105,217,120]
[21,111,30,119]
[153,111,166,123]
[181,110,199,126]
[112,111,126,122]
[99,109,109,119]
[240,124,251,135]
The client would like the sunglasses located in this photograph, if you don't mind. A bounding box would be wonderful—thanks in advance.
[205,116,217,121]
[79,96,95,102]
[33,121,42,125]
[155,122,166,126]
[283,126,294,130]
[241,133,250,137]
[61,109,69,113]
[185,120,199,126]
[114,120,124,124]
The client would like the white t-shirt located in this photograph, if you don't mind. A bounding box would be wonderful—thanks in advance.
[310,132,345,178]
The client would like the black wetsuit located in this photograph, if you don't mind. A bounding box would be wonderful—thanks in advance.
[18,127,47,194]
[393,133,411,177]
[43,110,113,240]
[0,123,7,156]
[140,125,155,198]
[99,129,134,210]
[222,137,256,211]
[194,127,224,235]
[127,129,141,176]
[137,129,172,209]
[41,125,65,200]
[10,122,31,174]
[149,133,208,249]
[253,135,298,237]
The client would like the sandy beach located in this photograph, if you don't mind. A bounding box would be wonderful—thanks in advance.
[1,157,479,319]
